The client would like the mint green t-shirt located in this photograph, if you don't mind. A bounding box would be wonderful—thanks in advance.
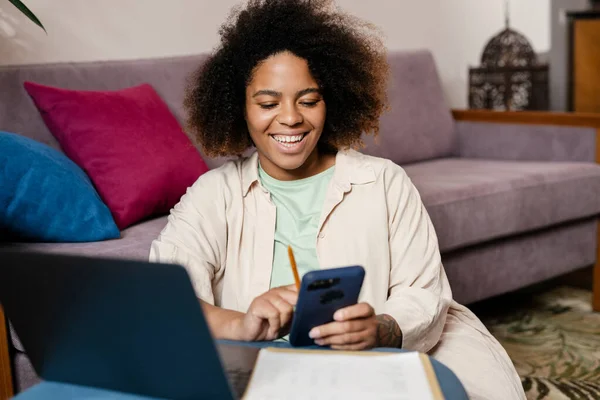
[258,164,335,289]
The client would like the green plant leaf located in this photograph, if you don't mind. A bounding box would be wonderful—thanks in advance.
[8,0,46,33]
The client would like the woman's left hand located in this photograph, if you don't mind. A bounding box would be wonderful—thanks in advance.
[309,302,378,350]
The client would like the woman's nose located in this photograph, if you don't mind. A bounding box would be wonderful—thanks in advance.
[277,103,303,126]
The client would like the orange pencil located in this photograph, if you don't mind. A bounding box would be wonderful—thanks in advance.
[288,245,301,290]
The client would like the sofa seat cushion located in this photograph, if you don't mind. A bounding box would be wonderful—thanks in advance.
[3,215,168,352]
[2,216,168,261]
[403,158,600,252]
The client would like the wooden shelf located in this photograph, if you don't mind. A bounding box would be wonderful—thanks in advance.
[567,12,600,112]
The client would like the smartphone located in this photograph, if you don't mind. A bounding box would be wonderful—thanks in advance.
[289,265,365,347]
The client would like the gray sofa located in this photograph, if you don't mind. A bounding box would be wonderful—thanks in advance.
[1,49,600,394]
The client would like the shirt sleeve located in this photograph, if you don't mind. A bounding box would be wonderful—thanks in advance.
[381,161,452,353]
[149,172,226,305]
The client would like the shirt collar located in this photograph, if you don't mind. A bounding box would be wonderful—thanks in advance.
[241,152,260,197]
[240,148,376,197]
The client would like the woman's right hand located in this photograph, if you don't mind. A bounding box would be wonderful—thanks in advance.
[235,284,298,341]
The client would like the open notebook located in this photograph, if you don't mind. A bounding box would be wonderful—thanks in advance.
[242,348,444,400]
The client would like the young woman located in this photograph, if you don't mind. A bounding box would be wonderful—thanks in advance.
[150,1,525,398]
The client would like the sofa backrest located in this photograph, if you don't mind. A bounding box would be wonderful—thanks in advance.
[361,50,457,165]
[0,54,227,169]
[0,49,455,169]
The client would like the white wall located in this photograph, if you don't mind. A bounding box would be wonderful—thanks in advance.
[338,0,550,107]
[0,0,550,108]
[435,0,550,107]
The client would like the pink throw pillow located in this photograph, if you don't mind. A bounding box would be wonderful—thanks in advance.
[24,82,209,230]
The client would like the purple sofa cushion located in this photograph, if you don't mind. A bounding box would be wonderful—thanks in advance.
[361,50,456,165]
[0,55,230,170]
[0,56,203,149]
[445,219,597,305]
[14,352,39,392]
[1,50,455,170]
[457,121,596,163]
[2,216,168,263]
[404,158,600,252]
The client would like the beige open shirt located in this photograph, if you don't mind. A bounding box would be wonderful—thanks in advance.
[150,149,525,400]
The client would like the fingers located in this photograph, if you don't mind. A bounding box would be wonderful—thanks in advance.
[314,330,366,346]
[330,342,371,351]
[269,293,294,329]
[309,303,374,339]
[312,322,376,350]
[333,302,374,321]
[248,287,297,340]
[309,303,378,350]
[249,298,281,339]
[274,287,298,306]
[266,314,281,339]
[282,283,299,293]
[267,286,297,334]
[310,319,366,339]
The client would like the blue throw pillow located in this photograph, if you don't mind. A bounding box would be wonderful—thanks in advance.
[0,131,120,242]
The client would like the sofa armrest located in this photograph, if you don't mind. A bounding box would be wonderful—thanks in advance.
[0,305,14,399]
[452,109,600,163]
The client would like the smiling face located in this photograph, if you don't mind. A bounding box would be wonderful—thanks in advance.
[245,51,330,180]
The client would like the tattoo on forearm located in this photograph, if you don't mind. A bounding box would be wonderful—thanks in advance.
[375,314,403,348]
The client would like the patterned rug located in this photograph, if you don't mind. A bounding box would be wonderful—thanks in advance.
[480,286,600,400]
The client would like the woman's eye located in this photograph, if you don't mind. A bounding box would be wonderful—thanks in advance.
[259,104,277,110]
[301,101,319,107]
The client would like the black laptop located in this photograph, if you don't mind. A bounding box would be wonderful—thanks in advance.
[0,250,254,400]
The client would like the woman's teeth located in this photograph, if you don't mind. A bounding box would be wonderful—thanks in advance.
[272,134,304,146]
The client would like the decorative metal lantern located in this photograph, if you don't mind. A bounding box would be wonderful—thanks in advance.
[468,5,549,111]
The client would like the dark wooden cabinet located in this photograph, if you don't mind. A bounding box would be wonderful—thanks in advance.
[568,10,600,112]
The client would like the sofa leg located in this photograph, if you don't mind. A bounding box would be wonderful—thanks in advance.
[0,305,14,400]
[594,221,600,312]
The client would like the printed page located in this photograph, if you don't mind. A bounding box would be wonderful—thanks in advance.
[243,349,436,400]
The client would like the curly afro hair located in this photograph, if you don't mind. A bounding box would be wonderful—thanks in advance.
[184,0,389,158]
